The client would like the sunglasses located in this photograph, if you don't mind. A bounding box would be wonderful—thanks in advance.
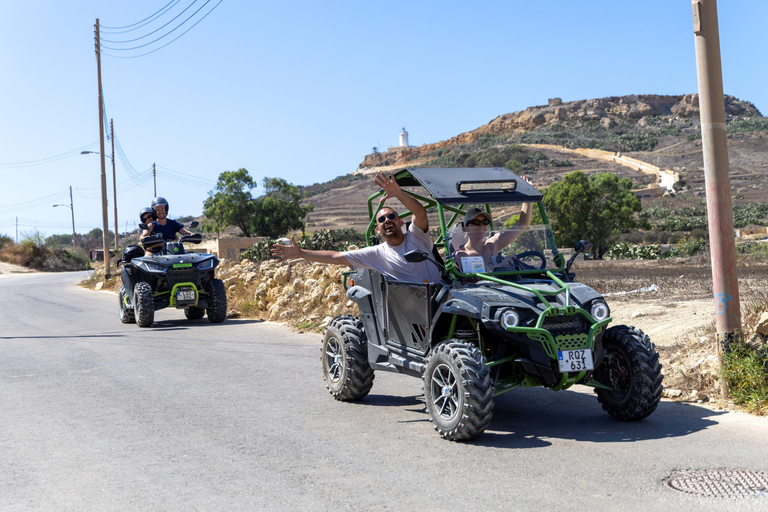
[467,218,490,226]
[141,216,153,222]
[377,212,397,223]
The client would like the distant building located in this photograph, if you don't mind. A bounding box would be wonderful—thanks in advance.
[388,127,411,152]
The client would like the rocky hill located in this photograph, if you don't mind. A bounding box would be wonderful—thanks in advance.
[301,94,768,232]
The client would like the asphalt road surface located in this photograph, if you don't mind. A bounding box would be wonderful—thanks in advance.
[2,271,768,511]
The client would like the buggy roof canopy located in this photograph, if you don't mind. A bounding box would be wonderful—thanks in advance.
[394,167,543,205]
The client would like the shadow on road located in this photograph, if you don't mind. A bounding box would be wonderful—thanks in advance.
[0,334,127,340]
[473,387,725,448]
[141,318,269,329]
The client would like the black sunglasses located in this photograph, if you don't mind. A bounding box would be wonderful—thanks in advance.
[141,215,153,222]
[377,212,397,223]
[467,218,490,226]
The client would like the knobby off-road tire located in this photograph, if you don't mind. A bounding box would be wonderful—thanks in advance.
[118,285,135,324]
[322,315,374,401]
[594,325,663,421]
[206,279,227,323]
[184,307,205,320]
[423,340,494,441]
[134,281,155,328]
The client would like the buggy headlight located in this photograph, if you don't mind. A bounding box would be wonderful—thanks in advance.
[197,258,215,270]
[499,308,520,329]
[590,301,610,321]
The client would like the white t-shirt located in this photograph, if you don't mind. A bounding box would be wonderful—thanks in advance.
[343,223,441,283]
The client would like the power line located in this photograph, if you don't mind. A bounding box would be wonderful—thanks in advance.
[101,0,203,45]
[102,0,223,59]
[0,142,98,168]
[100,0,181,33]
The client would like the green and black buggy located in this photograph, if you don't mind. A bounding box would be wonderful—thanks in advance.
[322,167,663,441]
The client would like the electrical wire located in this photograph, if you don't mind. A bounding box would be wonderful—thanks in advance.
[101,0,202,44]
[102,0,223,59]
[0,190,71,213]
[99,1,179,31]
[0,142,99,168]
[101,0,211,51]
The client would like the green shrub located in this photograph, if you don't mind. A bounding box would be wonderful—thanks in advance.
[727,118,768,134]
[240,228,366,263]
[664,238,707,258]
[605,242,661,260]
[722,342,768,414]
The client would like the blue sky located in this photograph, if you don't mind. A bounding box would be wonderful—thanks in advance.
[1,0,766,238]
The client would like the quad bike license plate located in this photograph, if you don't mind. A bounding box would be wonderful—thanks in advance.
[558,349,594,372]
[176,288,196,303]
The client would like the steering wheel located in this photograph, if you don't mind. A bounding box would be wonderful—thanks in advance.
[500,250,547,270]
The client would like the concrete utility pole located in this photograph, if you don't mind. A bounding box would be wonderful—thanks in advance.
[110,119,118,253]
[69,186,76,245]
[94,18,111,280]
[691,0,741,394]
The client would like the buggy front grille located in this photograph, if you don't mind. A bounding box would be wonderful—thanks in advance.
[542,316,591,351]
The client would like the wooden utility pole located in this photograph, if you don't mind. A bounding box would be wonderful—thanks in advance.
[110,119,118,252]
[69,186,76,246]
[95,19,111,279]
[153,162,157,197]
[691,0,741,395]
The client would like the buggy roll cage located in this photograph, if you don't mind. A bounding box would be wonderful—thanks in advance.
[360,167,568,291]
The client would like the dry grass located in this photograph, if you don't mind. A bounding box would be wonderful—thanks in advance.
[0,243,91,271]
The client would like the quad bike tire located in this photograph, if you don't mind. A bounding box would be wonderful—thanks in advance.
[134,281,155,328]
[322,315,374,401]
[205,278,227,323]
[423,340,494,441]
[594,325,663,421]
[184,307,206,320]
[118,285,135,324]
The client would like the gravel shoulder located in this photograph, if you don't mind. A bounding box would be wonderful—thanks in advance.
[0,261,36,277]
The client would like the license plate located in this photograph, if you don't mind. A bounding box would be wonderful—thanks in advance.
[558,349,594,372]
[177,289,196,302]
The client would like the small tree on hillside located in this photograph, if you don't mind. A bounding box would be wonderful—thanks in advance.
[543,171,647,258]
[203,168,258,237]
[251,177,314,239]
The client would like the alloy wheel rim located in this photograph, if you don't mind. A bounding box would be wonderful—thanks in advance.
[431,363,459,420]
[326,337,343,383]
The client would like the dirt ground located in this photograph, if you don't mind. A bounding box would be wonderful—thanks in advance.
[0,260,36,276]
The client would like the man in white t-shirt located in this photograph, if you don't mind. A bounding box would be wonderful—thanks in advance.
[272,171,441,283]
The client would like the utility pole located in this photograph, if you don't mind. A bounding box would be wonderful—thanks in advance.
[110,119,118,253]
[153,162,157,197]
[691,0,741,395]
[69,186,76,245]
[94,18,111,280]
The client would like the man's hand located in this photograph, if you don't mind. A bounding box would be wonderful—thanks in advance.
[374,172,402,203]
[271,235,301,261]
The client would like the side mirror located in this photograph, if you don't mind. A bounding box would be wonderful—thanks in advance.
[138,222,149,230]
[404,249,429,263]
[188,221,199,229]
[574,240,593,254]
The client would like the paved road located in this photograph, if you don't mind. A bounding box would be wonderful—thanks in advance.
[1,271,767,511]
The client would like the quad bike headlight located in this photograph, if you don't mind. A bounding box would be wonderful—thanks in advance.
[499,308,520,329]
[590,301,610,321]
[140,260,166,273]
[197,258,215,270]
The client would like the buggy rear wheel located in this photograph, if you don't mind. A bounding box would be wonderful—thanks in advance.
[134,281,154,328]
[594,325,663,421]
[423,340,493,441]
[322,316,374,401]
[118,285,135,324]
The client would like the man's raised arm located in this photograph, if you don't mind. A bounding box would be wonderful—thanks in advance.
[374,172,429,232]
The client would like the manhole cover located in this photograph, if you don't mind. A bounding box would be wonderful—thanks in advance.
[667,470,768,498]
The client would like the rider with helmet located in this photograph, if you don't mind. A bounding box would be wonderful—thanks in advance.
[140,197,192,254]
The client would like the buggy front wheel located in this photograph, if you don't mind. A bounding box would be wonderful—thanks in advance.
[423,340,493,441]
[322,316,374,401]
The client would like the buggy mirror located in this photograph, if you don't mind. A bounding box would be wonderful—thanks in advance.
[188,221,199,229]
[565,240,593,279]
[138,222,149,230]
[405,250,429,263]
[574,240,593,254]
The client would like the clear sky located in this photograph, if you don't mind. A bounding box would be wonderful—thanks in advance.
[1,0,766,238]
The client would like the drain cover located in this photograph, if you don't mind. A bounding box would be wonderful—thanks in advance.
[667,470,768,498]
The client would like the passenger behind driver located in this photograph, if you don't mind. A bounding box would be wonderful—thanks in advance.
[141,196,192,255]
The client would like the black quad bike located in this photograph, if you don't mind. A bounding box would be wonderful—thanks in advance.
[117,221,227,327]
[322,167,663,441]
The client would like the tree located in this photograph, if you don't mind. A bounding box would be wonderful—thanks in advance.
[203,168,258,237]
[542,171,646,258]
[251,177,314,239]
